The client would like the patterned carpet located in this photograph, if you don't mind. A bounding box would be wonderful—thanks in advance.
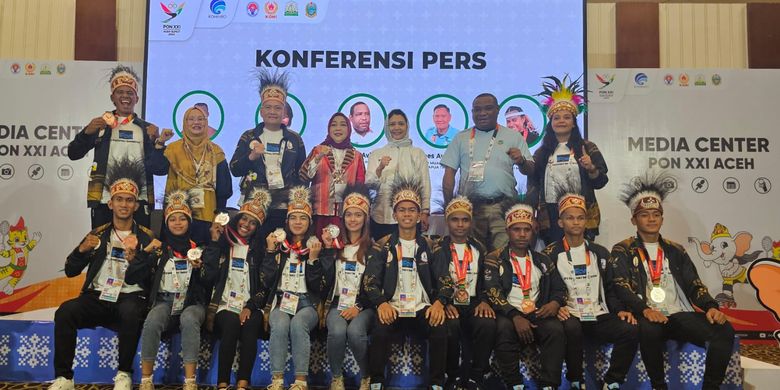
[741,343,780,366]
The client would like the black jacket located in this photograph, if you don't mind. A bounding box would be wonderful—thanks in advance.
[484,246,566,319]
[431,236,488,305]
[202,238,270,313]
[132,244,211,310]
[67,113,165,207]
[321,248,372,311]
[362,233,453,309]
[229,123,306,210]
[66,222,155,295]
[610,234,719,315]
[262,246,335,310]
[543,240,625,312]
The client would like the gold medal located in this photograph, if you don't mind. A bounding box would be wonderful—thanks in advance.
[102,112,116,128]
[521,298,536,314]
[455,287,470,305]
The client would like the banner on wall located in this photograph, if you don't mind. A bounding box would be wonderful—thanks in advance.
[588,69,780,343]
[0,60,142,314]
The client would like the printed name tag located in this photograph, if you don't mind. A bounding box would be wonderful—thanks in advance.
[556,154,571,162]
[111,247,126,259]
[231,258,245,269]
[118,130,134,140]
[401,258,414,269]
[174,259,188,271]
[266,143,281,153]
[573,265,587,277]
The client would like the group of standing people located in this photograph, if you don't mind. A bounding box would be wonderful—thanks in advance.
[46,66,734,390]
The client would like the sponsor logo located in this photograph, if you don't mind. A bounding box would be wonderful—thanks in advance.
[56,63,66,75]
[265,1,278,19]
[160,2,184,23]
[305,1,317,18]
[634,72,648,87]
[712,74,722,86]
[285,1,298,16]
[694,74,706,86]
[209,0,227,18]
[25,63,35,76]
[10,63,20,74]
[39,64,52,75]
[247,1,259,16]
[595,73,615,89]
[679,73,689,87]
[663,73,674,85]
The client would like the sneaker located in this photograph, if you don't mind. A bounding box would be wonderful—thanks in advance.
[570,381,585,390]
[330,376,345,390]
[48,377,75,390]
[463,378,483,390]
[266,376,284,390]
[139,376,154,390]
[359,377,371,390]
[113,371,132,390]
[183,377,198,390]
[603,383,620,390]
[289,379,308,390]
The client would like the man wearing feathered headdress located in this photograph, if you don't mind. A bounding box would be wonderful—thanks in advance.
[441,93,534,252]
[433,196,496,389]
[543,186,638,390]
[49,157,158,390]
[230,68,307,234]
[68,65,167,229]
[363,177,451,390]
[610,173,734,390]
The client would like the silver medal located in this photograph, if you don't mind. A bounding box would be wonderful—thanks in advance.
[187,247,202,261]
[650,287,666,303]
[214,212,230,226]
[273,228,287,243]
[325,224,340,239]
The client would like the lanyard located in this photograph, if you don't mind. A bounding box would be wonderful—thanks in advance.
[111,114,134,129]
[282,240,310,255]
[171,241,197,259]
[284,254,305,292]
[510,251,532,298]
[396,241,418,292]
[450,243,473,285]
[563,237,591,267]
[639,245,664,286]
[228,245,248,294]
[182,141,210,180]
[224,225,249,246]
[468,127,499,163]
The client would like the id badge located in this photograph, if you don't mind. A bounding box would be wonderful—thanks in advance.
[337,287,357,311]
[398,293,416,318]
[99,277,123,302]
[576,297,597,321]
[171,292,186,315]
[189,187,205,209]
[227,291,244,314]
[280,292,300,315]
[172,259,189,290]
[467,160,486,182]
[334,183,347,202]
[267,166,285,189]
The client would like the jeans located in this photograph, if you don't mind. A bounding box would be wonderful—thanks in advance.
[269,294,319,375]
[140,294,205,364]
[326,301,375,377]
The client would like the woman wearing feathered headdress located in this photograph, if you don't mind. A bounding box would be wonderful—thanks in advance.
[365,109,431,239]
[201,188,272,390]
[153,106,233,245]
[531,75,608,245]
[300,112,366,241]
[137,191,209,390]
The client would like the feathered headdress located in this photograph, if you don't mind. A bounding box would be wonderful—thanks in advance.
[342,183,371,216]
[105,157,145,200]
[108,64,140,93]
[618,172,675,216]
[552,175,585,216]
[164,190,194,220]
[256,68,290,105]
[538,74,585,118]
[240,187,272,222]
[390,176,423,210]
[504,202,535,227]
[287,186,312,217]
[445,195,473,218]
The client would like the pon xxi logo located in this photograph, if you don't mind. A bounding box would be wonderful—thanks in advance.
[160,2,185,23]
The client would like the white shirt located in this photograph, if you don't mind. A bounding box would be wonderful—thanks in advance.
[544,143,581,204]
[448,242,480,297]
[217,244,251,313]
[556,243,608,318]
[91,229,143,294]
[102,120,147,203]
[642,242,684,315]
[279,251,307,294]
[391,238,430,311]
[159,255,192,294]
[366,145,431,224]
[259,127,284,173]
[507,252,541,310]
[333,244,365,298]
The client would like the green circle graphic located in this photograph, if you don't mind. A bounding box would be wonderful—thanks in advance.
[255,93,307,135]
[338,93,387,148]
[172,90,225,140]
[416,94,469,149]
[498,94,547,148]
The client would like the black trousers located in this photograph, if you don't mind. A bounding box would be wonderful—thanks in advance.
[91,202,151,230]
[445,302,497,382]
[369,308,448,386]
[494,314,565,388]
[213,310,265,384]
[53,292,146,379]
[561,313,638,384]
[638,312,735,390]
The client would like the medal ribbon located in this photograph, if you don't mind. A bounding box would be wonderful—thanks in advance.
[510,252,532,299]
[563,237,591,267]
[638,245,664,286]
[224,225,249,246]
[171,240,197,259]
[282,240,310,255]
[450,243,472,287]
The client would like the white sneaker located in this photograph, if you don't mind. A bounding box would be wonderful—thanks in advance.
[359,378,371,390]
[330,376,345,390]
[48,377,75,390]
[139,376,155,390]
[289,379,308,390]
[266,376,285,390]
[113,371,132,390]
[183,377,198,390]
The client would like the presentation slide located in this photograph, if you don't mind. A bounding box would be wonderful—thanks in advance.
[145,0,585,208]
